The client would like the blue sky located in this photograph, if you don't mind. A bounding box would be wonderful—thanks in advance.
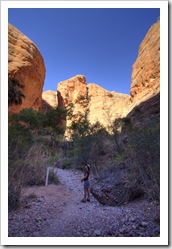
[8,8,160,95]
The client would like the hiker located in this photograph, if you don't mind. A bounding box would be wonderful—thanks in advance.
[81,164,90,202]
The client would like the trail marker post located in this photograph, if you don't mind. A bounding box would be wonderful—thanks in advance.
[45,167,50,186]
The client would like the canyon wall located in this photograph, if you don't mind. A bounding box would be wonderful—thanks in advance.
[87,84,130,126]
[42,90,58,111]
[8,23,46,113]
[127,20,160,120]
[8,19,160,128]
[54,20,160,128]
[57,75,131,128]
[130,20,160,108]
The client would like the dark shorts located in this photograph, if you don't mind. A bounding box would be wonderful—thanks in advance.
[84,180,90,189]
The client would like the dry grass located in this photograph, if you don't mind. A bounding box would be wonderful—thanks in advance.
[8,143,60,211]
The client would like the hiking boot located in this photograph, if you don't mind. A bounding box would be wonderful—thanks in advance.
[81,199,86,203]
[87,199,90,202]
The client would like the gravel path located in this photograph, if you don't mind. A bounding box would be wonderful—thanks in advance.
[8,168,160,237]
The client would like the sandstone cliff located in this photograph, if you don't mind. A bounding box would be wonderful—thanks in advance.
[56,75,130,128]
[42,20,160,129]
[8,23,46,113]
[126,20,160,122]
[57,75,87,109]
[55,21,160,128]
[87,84,130,126]
[42,90,58,111]
[57,75,88,127]
[130,20,160,108]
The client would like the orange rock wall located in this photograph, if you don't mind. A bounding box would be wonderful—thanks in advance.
[130,21,160,106]
[8,23,46,113]
[42,90,58,111]
[10,18,159,129]
[57,75,130,128]
[57,75,87,108]
[87,84,130,126]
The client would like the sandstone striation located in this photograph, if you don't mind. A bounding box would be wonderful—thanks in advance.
[8,23,46,113]
[57,75,88,126]
[57,75,130,128]
[57,75,87,108]
[42,90,58,111]
[130,20,160,108]
[87,84,130,126]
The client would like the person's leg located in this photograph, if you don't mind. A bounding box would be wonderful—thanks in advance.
[88,188,90,200]
[85,189,88,199]
[81,189,86,202]
[86,188,90,201]
[84,188,87,200]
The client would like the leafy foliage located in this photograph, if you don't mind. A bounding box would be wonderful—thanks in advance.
[18,108,42,129]
[66,93,108,175]
[126,124,160,201]
[8,78,25,106]
[91,116,160,205]
[8,107,66,211]
[43,107,66,134]
[8,90,160,210]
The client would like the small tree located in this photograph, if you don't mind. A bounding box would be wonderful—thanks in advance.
[17,108,40,129]
[43,107,66,134]
[8,78,25,106]
[65,93,107,175]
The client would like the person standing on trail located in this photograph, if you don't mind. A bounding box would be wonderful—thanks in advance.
[81,164,90,202]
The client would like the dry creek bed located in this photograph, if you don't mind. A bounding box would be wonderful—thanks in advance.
[8,168,160,237]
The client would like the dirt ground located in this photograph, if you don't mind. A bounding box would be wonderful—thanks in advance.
[8,168,160,237]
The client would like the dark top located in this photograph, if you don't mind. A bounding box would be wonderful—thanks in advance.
[84,171,90,181]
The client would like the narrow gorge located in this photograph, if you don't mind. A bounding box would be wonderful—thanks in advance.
[8,21,160,125]
[8,20,160,238]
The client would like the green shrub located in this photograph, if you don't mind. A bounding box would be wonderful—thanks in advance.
[92,117,160,206]
[112,151,126,163]
[18,108,42,129]
[48,169,59,185]
[129,125,159,200]
[62,159,73,169]
[44,154,59,167]
[8,78,25,106]
[8,179,21,211]
[8,122,32,160]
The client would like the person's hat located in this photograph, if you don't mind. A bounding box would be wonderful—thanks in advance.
[87,164,90,170]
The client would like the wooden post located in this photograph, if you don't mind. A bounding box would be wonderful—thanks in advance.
[45,167,50,186]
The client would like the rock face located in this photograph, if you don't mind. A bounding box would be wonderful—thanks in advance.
[42,90,58,111]
[8,19,159,128]
[57,75,130,128]
[40,21,161,132]
[55,21,160,128]
[87,84,130,126]
[57,75,88,126]
[130,20,160,108]
[8,23,46,113]
[57,75,87,109]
